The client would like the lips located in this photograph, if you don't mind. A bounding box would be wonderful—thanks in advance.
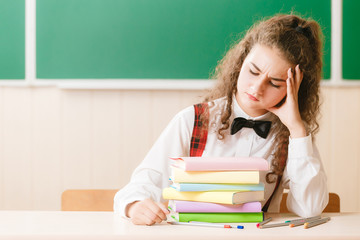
[246,92,259,101]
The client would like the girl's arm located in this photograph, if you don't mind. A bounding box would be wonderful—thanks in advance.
[282,135,329,217]
[113,106,194,224]
[268,65,328,216]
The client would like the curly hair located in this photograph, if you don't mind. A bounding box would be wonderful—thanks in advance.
[202,14,323,183]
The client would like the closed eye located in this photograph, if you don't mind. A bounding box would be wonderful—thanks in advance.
[269,81,280,88]
[249,69,259,75]
[249,62,287,82]
[250,69,280,88]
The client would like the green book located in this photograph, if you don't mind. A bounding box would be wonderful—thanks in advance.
[171,212,263,223]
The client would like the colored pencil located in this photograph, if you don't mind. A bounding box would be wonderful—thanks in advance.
[304,217,331,229]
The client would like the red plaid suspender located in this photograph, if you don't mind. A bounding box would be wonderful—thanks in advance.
[262,144,287,212]
[262,176,282,212]
[190,103,209,157]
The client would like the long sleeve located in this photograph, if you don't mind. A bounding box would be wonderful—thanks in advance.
[113,106,194,217]
[282,135,329,217]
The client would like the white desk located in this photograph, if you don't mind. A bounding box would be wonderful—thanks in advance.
[0,211,359,240]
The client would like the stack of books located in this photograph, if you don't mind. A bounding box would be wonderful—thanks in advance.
[162,157,269,223]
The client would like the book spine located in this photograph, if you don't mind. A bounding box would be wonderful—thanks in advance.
[171,200,262,213]
[171,167,260,184]
[175,212,264,223]
[171,157,269,171]
[173,183,264,192]
[162,187,234,204]
[185,162,269,171]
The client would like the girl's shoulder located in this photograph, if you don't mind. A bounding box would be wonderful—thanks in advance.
[176,105,196,118]
[169,105,196,129]
[208,97,228,116]
[173,97,227,121]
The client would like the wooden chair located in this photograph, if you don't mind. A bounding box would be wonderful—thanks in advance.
[61,189,118,211]
[280,192,340,213]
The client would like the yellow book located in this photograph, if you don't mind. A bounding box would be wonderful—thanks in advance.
[163,187,264,204]
[170,166,259,184]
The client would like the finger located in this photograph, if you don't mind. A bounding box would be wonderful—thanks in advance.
[130,199,163,225]
[142,209,163,225]
[143,199,167,222]
[143,199,168,215]
[157,202,170,216]
[151,202,168,221]
[294,64,303,92]
[287,68,294,99]
[131,211,155,225]
[291,67,299,99]
[135,202,162,225]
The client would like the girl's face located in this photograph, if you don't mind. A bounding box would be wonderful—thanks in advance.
[235,44,293,117]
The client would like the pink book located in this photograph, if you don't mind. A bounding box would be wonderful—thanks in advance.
[170,157,269,171]
[168,200,262,213]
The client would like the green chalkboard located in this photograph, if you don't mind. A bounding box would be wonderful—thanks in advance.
[0,0,25,79]
[343,0,360,80]
[36,0,331,80]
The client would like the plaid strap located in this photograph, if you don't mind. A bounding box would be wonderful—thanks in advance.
[190,103,209,157]
[262,144,287,212]
[262,176,282,212]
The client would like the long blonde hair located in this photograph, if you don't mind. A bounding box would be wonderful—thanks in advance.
[202,14,323,182]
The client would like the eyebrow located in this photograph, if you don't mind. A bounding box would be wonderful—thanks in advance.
[250,62,286,82]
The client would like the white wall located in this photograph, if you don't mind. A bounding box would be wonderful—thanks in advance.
[0,86,359,212]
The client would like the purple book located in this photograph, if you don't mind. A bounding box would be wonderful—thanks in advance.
[168,200,262,213]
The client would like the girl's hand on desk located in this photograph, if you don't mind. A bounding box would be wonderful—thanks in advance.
[126,198,169,225]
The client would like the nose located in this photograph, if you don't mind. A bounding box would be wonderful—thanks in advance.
[249,77,266,96]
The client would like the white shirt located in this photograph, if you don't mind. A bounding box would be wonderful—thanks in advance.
[114,97,329,218]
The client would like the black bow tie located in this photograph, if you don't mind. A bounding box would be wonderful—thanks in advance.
[231,117,272,139]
